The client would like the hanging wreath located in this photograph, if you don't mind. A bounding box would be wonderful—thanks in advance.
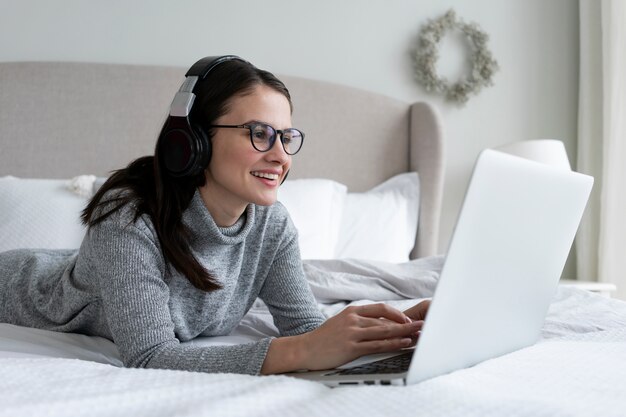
[413,10,499,105]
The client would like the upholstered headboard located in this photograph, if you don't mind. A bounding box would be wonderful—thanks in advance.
[0,61,444,258]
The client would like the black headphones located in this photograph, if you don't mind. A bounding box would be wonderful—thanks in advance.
[157,55,247,177]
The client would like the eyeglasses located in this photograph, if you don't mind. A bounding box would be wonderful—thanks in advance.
[210,122,305,155]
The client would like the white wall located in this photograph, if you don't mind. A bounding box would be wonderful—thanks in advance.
[0,0,580,274]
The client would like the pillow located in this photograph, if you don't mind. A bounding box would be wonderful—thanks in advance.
[87,175,348,260]
[334,172,420,263]
[278,179,347,260]
[0,176,90,252]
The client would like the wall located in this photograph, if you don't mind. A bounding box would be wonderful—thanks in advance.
[0,0,580,275]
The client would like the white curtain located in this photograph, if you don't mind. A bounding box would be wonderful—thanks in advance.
[578,0,626,300]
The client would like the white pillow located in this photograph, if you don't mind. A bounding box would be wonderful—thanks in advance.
[87,176,348,260]
[0,176,89,252]
[278,179,347,260]
[335,172,420,263]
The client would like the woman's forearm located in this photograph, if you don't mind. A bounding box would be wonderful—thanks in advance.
[260,335,307,375]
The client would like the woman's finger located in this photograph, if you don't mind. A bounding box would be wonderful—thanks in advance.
[353,303,410,324]
[403,299,431,321]
[352,316,407,329]
[356,337,414,355]
[357,320,423,341]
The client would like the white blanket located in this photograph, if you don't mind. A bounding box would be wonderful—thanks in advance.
[303,256,443,302]
[2,257,626,417]
[1,327,625,417]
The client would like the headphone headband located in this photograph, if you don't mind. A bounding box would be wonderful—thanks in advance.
[186,55,247,78]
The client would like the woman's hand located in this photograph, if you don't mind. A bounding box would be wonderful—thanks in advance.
[294,303,423,372]
[402,299,431,344]
[403,299,431,322]
[297,303,422,371]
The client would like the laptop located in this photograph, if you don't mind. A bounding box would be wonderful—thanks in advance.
[287,149,594,387]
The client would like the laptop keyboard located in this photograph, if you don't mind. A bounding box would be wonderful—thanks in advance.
[333,351,413,375]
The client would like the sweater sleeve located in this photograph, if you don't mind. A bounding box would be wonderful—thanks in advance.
[258,216,326,336]
[83,208,272,375]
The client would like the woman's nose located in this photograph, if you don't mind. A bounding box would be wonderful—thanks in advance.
[265,135,290,162]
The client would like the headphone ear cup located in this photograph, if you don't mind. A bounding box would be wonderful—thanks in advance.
[158,119,210,177]
[159,123,196,177]
[191,124,211,175]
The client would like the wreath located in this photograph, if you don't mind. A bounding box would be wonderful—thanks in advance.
[413,10,499,105]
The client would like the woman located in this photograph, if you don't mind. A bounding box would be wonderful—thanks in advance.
[0,56,428,375]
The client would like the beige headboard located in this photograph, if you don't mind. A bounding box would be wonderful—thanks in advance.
[0,61,444,258]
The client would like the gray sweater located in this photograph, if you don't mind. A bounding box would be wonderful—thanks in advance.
[0,190,325,375]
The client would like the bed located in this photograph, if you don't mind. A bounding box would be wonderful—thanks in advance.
[1,61,626,417]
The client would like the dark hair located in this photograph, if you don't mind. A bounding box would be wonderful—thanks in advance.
[82,59,293,292]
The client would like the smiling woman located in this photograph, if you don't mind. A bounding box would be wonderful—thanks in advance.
[0,55,429,377]
[202,85,295,220]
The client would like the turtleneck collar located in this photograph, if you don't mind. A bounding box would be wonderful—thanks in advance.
[182,190,256,245]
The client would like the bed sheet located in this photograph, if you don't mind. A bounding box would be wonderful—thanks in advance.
[1,327,625,417]
[1,257,626,417]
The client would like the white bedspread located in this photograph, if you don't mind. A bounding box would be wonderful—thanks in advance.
[1,327,625,417]
[2,257,626,417]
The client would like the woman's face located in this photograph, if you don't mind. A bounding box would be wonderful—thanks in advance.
[200,84,292,223]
